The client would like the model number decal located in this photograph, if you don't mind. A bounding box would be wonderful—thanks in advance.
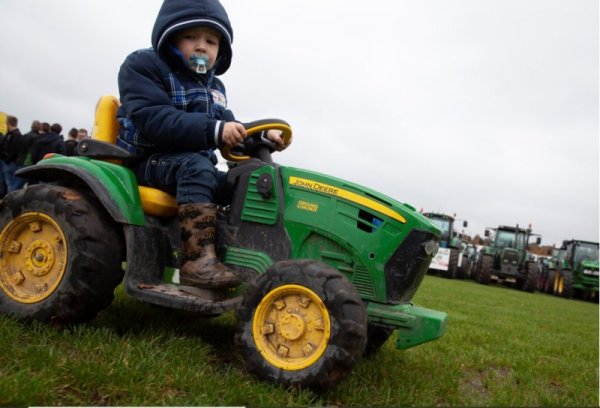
[297,200,319,212]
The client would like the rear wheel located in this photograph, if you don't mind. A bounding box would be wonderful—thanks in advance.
[236,260,367,391]
[478,255,493,285]
[519,262,538,293]
[456,256,471,280]
[553,269,573,298]
[470,260,480,281]
[542,269,556,293]
[441,249,458,279]
[0,184,124,324]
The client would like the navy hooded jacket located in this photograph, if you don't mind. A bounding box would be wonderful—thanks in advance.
[116,0,235,159]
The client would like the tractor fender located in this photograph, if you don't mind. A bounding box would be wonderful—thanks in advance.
[17,160,146,226]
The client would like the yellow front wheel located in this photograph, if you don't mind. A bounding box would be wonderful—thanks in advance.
[252,284,331,371]
[236,260,367,392]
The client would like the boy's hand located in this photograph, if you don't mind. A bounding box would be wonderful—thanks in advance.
[221,122,246,147]
[266,129,289,151]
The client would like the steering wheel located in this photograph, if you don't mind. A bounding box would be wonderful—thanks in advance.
[220,119,292,162]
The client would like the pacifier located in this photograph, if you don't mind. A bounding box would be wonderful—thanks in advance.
[189,54,209,74]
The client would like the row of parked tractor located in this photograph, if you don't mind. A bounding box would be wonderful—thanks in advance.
[422,212,599,302]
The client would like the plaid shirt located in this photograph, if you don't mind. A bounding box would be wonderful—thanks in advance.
[116,47,234,159]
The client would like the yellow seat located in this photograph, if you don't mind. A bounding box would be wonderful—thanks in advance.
[93,95,177,217]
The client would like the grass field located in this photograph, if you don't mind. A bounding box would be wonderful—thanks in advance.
[0,275,598,407]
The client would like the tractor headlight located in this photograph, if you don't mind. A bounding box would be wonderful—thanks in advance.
[424,240,439,256]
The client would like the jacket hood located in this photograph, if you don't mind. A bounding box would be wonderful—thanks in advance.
[151,0,233,75]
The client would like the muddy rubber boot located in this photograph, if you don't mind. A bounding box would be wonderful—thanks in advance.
[178,203,241,289]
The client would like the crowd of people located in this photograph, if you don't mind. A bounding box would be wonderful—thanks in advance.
[0,114,89,198]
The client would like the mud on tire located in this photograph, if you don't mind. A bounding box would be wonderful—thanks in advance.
[235,260,367,391]
[0,184,124,324]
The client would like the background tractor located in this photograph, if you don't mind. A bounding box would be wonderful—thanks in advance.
[0,96,447,391]
[422,212,467,279]
[537,248,564,294]
[543,240,599,301]
[472,224,541,292]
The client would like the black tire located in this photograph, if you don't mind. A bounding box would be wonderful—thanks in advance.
[235,260,367,391]
[456,255,470,280]
[441,248,459,279]
[542,269,555,294]
[554,269,573,299]
[470,260,480,282]
[464,258,474,279]
[520,262,538,293]
[364,324,394,355]
[0,184,124,324]
[478,255,493,285]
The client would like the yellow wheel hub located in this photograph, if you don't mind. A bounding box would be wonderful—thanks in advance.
[0,213,67,304]
[252,284,331,371]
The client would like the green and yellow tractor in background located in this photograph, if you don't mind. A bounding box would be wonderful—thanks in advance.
[539,240,599,301]
[0,96,447,391]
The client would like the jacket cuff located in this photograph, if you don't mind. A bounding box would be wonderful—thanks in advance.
[211,120,225,147]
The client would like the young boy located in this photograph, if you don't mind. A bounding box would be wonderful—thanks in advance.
[117,0,286,289]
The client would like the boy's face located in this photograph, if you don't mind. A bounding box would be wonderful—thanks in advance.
[173,27,220,73]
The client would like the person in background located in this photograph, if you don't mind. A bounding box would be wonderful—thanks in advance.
[21,120,40,167]
[65,127,79,156]
[0,115,24,194]
[50,123,63,142]
[77,128,88,141]
[31,122,66,164]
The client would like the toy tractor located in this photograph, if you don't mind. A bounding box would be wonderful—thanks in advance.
[0,96,446,391]
[472,225,541,292]
[421,212,467,279]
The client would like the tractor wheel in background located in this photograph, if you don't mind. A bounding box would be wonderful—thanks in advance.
[519,262,538,293]
[364,324,394,355]
[456,257,470,280]
[541,269,556,294]
[441,248,459,279]
[470,261,480,282]
[464,259,474,279]
[478,255,493,285]
[236,260,367,392]
[553,269,573,299]
[0,184,124,324]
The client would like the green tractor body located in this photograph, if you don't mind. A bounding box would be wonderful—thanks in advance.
[543,240,599,299]
[0,124,446,390]
[473,225,541,292]
[422,212,467,279]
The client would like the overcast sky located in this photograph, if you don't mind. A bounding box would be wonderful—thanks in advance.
[1,0,598,247]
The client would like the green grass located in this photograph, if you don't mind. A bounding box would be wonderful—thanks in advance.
[1,276,598,407]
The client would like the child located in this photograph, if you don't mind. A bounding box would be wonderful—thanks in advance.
[116,0,286,289]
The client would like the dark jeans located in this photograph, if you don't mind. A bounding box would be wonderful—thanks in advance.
[0,160,27,196]
[133,151,230,205]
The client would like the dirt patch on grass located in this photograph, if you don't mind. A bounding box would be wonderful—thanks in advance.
[459,365,514,404]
